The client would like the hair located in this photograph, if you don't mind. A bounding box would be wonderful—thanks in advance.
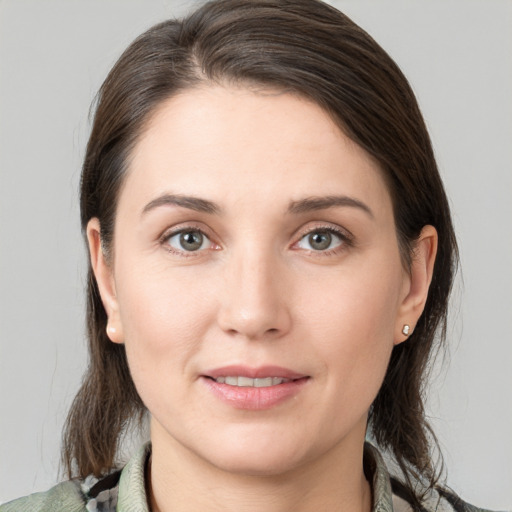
[64,0,458,507]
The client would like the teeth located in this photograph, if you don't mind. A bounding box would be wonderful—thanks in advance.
[238,376,253,387]
[214,376,290,387]
[255,377,273,387]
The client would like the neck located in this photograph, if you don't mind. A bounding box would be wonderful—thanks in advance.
[148,421,372,512]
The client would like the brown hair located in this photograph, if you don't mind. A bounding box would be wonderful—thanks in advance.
[64,0,457,506]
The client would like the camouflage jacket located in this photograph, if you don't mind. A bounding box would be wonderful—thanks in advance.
[0,443,494,512]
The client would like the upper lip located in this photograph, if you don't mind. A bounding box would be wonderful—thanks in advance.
[203,365,307,380]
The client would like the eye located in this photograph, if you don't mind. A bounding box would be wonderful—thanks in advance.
[295,228,345,252]
[165,229,212,252]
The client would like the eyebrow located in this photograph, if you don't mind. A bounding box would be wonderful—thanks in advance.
[141,193,373,218]
[288,195,374,218]
[142,194,221,216]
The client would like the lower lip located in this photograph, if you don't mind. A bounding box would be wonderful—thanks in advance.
[202,377,309,410]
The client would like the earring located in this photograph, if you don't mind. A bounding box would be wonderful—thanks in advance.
[107,325,116,336]
[402,324,411,336]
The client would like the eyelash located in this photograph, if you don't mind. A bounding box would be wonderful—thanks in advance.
[293,225,353,256]
[159,224,217,257]
[159,224,353,257]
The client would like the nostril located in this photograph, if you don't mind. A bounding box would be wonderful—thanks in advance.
[217,299,292,340]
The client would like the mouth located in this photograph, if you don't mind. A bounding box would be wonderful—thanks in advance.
[203,365,308,384]
[206,376,297,387]
[201,366,310,410]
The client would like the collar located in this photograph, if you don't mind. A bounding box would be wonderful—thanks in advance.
[113,442,397,512]
[116,442,152,511]
[364,442,396,512]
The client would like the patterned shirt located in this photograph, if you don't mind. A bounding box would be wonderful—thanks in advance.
[0,443,493,512]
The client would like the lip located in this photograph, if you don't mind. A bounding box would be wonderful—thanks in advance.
[204,365,307,380]
[201,365,310,410]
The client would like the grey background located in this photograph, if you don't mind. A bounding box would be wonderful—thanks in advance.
[1,0,511,508]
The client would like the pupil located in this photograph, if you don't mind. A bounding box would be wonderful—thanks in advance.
[309,231,331,250]
[180,231,203,251]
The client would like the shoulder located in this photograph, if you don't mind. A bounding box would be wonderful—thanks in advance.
[392,480,498,512]
[0,444,149,512]
[0,480,86,512]
[0,469,122,512]
[433,487,500,512]
[365,442,500,512]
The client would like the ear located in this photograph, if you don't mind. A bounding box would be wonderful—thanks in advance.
[86,218,124,344]
[394,225,438,345]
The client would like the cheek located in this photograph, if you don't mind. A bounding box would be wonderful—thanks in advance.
[120,258,207,325]
[300,257,402,395]
[305,255,401,339]
[113,267,221,421]
[114,263,218,379]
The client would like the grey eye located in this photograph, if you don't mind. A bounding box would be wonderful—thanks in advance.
[308,231,332,250]
[167,230,210,252]
[297,230,343,251]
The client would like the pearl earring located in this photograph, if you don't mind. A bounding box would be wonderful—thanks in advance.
[107,325,116,336]
[402,324,410,336]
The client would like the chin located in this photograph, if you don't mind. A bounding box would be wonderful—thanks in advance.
[209,450,303,477]
[195,431,311,477]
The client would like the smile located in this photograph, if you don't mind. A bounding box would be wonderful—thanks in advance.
[213,376,291,387]
[202,367,310,410]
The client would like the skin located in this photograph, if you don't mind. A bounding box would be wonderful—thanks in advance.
[88,86,437,512]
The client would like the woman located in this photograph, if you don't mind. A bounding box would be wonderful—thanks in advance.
[0,1,497,511]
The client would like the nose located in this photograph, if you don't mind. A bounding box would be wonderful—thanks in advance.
[217,248,292,340]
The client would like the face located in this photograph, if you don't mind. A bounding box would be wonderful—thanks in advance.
[90,86,428,477]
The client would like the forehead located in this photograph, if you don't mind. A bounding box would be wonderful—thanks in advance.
[122,85,392,218]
